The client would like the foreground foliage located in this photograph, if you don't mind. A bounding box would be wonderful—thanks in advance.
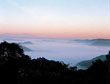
[0,41,109,84]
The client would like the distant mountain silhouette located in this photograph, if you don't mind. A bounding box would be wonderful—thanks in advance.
[20,41,33,44]
[21,45,32,52]
[75,39,110,46]
[0,33,38,40]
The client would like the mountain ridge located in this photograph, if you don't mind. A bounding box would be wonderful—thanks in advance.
[77,55,106,69]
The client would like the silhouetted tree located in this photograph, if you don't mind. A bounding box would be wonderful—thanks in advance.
[0,41,24,58]
[0,41,109,84]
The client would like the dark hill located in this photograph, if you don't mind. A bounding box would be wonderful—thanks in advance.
[0,41,109,84]
[77,55,106,69]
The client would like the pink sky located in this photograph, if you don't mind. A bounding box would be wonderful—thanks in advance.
[0,0,110,38]
[0,24,110,38]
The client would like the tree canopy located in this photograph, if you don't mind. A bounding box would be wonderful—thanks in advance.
[0,41,109,84]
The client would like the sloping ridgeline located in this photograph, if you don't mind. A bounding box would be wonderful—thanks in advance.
[77,55,106,69]
[0,41,110,84]
[75,39,110,46]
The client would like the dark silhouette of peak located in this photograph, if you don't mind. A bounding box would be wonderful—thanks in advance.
[20,41,32,44]
[21,45,32,52]
[75,39,110,46]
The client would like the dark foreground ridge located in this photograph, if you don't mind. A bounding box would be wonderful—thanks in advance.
[0,41,110,84]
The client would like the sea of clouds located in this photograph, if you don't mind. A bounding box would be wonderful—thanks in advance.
[0,34,110,66]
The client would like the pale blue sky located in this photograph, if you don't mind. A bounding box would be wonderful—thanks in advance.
[0,0,110,38]
[0,0,109,24]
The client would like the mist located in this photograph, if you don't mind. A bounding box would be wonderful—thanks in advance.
[1,34,110,66]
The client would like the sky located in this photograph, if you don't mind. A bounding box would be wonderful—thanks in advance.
[0,0,110,38]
